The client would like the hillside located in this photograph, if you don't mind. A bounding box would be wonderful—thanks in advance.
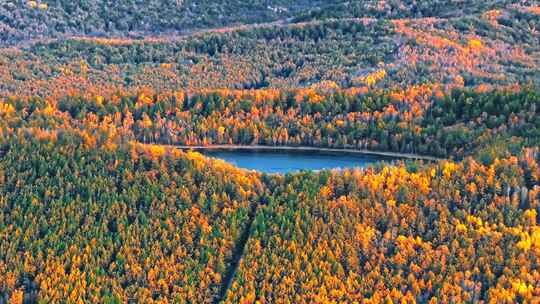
[2,0,534,47]
[1,70,540,302]
[1,1,540,303]
[0,0,327,46]
[1,4,539,100]
[0,92,539,301]
[294,0,533,20]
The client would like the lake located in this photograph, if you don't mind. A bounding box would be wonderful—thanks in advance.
[202,149,398,174]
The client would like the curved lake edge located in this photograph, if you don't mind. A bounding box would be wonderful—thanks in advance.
[168,145,444,162]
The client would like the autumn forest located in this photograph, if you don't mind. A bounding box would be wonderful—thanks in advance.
[1,1,540,303]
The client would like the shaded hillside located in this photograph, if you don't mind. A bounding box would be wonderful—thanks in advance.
[1,5,539,99]
[1,0,324,46]
[294,0,536,21]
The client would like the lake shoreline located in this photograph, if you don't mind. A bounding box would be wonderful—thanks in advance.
[168,145,443,161]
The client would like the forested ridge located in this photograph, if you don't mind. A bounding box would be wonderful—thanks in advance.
[1,0,540,303]
[0,0,326,47]
[2,3,540,99]
[2,0,529,47]
[25,86,540,159]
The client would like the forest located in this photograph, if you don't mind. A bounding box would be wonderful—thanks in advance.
[3,86,535,159]
[1,83,539,302]
[0,0,327,46]
[2,4,539,99]
[2,0,526,47]
[1,0,540,303]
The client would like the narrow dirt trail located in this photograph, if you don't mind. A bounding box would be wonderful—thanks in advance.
[214,201,259,304]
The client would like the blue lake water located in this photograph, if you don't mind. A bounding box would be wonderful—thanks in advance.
[202,149,397,174]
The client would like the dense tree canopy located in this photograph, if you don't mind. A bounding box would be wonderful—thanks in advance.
[227,150,540,303]
[1,1,540,303]
[1,4,539,99]
[0,132,264,303]
[3,86,537,159]
[1,84,539,303]
[0,0,326,46]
